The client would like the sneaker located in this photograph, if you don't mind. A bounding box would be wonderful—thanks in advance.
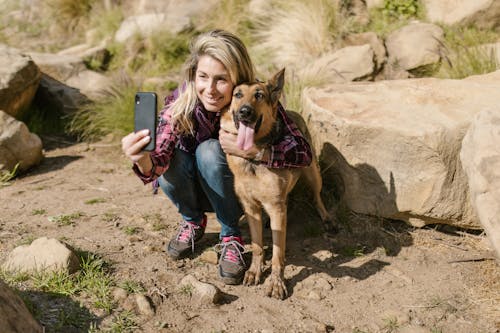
[167,215,207,260]
[216,236,246,285]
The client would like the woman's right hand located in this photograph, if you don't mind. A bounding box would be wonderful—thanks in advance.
[121,129,153,174]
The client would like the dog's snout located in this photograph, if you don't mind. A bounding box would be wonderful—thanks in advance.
[238,105,253,119]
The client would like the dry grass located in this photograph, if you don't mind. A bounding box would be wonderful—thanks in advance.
[254,0,338,69]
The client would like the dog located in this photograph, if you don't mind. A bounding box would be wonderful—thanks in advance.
[220,68,337,299]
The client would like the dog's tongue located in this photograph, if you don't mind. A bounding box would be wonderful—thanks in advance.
[236,122,255,151]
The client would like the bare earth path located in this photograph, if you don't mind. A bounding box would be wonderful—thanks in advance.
[1,138,499,333]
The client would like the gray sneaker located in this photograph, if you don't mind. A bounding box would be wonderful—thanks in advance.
[216,236,246,285]
[167,215,207,260]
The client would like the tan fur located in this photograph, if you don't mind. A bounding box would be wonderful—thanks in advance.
[221,69,336,299]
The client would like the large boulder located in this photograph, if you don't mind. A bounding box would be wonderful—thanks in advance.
[0,111,43,173]
[460,109,500,258]
[0,44,41,119]
[302,70,500,229]
[0,280,43,333]
[423,0,500,29]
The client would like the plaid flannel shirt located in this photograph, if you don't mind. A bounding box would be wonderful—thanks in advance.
[133,88,313,186]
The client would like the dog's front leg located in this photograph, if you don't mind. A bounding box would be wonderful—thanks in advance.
[243,205,264,286]
[265,207,288,299]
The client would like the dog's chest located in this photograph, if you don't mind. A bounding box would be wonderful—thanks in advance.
[228,157,300,199]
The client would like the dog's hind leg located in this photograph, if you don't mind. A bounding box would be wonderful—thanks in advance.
[243,203,265,286]
[303,161,339,234]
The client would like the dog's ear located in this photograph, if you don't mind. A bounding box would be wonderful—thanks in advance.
[268,68,285,104]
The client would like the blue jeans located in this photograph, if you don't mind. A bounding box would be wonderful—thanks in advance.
[158,139,243,238]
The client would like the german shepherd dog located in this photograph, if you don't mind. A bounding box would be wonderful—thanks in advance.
[220,68,337,299]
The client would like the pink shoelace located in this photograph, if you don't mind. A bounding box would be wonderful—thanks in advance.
[216,237,246,264]
[175,221,200,252]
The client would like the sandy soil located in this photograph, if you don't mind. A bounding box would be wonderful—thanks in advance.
[1,137,499,333]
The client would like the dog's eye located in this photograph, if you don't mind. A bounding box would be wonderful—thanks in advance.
[254,92,264,100]
[234,91,243,99]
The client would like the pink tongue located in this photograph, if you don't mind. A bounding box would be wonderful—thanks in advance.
[236,122,255,151]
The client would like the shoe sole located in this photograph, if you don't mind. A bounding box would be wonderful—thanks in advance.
[218,266,244,285]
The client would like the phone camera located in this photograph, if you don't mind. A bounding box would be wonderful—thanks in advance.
[135,95,140,105]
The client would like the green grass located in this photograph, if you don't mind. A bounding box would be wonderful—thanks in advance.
[85,197,107,205]
[107,310,139,332]
[118,280,146,294]
[179,284,194,297]
[31,209,47,215]
[123,226,138,236]
[48,212,85,226]
[67,74,138,142]
[436,26,499,79]
[102,212,121,223]
[0,163,19,186]
[1,250,115,330]
[21,103,68,136]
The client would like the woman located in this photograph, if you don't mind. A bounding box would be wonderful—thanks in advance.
[121,30,312,285]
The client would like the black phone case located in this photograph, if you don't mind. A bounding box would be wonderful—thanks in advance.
[134,92,157,151]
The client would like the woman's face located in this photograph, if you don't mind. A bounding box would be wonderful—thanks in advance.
[195,55,234,112]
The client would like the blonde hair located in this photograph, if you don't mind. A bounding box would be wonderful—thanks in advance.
[170,30,255,135]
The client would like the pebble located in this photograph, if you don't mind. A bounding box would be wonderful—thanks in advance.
[135,293,155,317]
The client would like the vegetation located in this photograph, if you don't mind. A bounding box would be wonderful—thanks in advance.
[0,163,19,187]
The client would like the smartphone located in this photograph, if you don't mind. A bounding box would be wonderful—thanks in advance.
[134,92,157,151]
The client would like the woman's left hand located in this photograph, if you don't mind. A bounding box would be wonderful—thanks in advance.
[219,128,258,159]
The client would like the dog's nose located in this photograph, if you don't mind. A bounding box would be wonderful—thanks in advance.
[238,105,253,119]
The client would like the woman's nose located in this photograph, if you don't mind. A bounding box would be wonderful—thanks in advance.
[207,79,217,92]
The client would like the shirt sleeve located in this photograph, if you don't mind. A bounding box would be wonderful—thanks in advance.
[133,92,179,184]
[262,104,313,168]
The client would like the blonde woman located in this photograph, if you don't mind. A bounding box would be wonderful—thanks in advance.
[122,30,312,285]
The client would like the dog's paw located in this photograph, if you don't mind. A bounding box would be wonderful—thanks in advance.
[323,217,339,236]
[264,273,288,300]
[243,268,261,286]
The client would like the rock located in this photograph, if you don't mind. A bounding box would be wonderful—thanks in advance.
[34,74,90,116]
[135,293,155,316]
[460,109,500,258]
[298,44,375,84]
[0,279,43,333]
[65,70,113,100]
[27,51,85,82]
[385,21,444,74]
[0,110,43,173]
[0,44,41,119]
[179,274,221,305]
[111,287,128,302]
[343,32,387,72]
[199,250,218,265]
[2,237,80,274]
[301,71,500,229]
[423,0,500,29]
[114,13,189,43]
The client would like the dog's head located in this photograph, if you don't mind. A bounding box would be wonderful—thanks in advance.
[224,68,285,150]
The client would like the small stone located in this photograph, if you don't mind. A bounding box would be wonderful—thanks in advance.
[199,250,218,265]
[180,274,221,305]
[135,294,155,316]
[111,287,128,301]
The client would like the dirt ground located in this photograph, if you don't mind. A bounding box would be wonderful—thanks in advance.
[1,136,499,333]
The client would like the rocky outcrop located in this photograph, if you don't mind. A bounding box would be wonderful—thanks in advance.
[0,44,41,119]
[460,109,500,258]
[302,70,500,229]
[0,280,43,333]
[0,111,43,173]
